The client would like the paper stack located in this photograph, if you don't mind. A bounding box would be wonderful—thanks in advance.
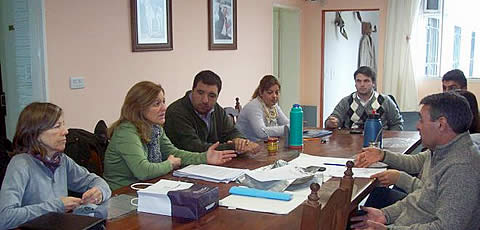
[173,164,246,183]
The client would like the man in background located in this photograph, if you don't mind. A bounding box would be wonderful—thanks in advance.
[165,70,259,154]
[442,69,467,91]
[325,66,403,130]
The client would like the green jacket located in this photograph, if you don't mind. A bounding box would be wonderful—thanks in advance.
[164,91,244,152]
[103,122,207,191]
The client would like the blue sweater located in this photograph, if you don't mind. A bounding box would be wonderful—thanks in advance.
[0,153,111,229]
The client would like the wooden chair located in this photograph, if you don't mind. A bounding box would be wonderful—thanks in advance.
[301,161,355,230]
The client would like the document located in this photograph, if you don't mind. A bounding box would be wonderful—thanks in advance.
[219,192,306,215]
[173,164,246,183]
[288,154,385,178]
[245,164,311,182]
[303,129,332,138]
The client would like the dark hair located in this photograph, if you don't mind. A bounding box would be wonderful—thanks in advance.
[455,90,479,133]
[192,70,222,93]
[109,81,165,143]
[354,66,376,84]
[13,102,63,157]
[252,75,281,99]
[420,92,472,134]
[442,69,467,88]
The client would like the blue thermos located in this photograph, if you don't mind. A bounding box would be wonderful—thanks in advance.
[363,112,382,147]
[289,104,303,149]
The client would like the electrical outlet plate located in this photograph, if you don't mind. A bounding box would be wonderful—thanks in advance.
[70,76,85,89]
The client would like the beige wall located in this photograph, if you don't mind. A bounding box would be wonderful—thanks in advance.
[418,79,480,100]
[44,0,410,131]
[45,0,301,130]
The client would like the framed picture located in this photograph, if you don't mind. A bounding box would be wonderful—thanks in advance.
[131,0,172,52]
[208,0,237,50]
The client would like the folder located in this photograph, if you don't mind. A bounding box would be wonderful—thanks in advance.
[18,212,105,230]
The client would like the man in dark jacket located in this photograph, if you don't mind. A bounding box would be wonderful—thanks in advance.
[165,70,259,154]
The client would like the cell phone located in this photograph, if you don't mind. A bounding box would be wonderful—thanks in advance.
[350,129,363,134]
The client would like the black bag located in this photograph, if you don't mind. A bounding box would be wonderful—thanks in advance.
[64,127,108,176]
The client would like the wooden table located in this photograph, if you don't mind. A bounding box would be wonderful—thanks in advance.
[107,130,420,230]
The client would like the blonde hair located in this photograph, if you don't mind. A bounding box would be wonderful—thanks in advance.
[109,81,165,143]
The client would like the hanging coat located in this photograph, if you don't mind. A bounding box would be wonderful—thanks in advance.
[358,34,377,71]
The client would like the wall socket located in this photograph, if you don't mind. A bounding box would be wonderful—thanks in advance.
[70,76,85,89]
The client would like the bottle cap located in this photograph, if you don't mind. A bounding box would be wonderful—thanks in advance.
[293,104,300,108]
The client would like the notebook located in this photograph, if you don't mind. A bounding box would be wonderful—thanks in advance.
[18,212,105,230]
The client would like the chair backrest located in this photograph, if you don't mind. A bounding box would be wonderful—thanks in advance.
[235,97,242,113]
[388,94,400,111]
[224,107,239,124]
[401,111,419,131]
[301,161,355,230]
[64,120,109,176]
[225,98,242,124]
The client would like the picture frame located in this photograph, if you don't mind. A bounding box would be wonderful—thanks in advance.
[208,0,237,50]
[131,0,173,52]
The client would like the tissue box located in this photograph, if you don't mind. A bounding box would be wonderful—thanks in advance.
[168,184,219,219]
[136,180,218,220]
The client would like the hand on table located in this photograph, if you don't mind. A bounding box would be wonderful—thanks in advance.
[206,142,237,165]
[325,116,339,129]
[229,138,260,154]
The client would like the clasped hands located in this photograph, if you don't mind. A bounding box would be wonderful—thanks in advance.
[61,187,103,212]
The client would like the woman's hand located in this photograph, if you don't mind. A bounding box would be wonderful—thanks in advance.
[61,197,82,212]
[354,147,384,168]
[167,155,181,169]
[206,142,237,165]
[82,187,103,204]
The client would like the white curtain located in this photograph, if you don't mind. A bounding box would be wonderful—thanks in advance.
[383,0,420,111]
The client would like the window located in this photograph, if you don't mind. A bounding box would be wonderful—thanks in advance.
[470,32,475,76]
[416,0,480,78]
[425,18,440,76]
[452,26,461,69]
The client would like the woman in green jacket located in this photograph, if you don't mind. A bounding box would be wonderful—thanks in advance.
[103,81,236,190]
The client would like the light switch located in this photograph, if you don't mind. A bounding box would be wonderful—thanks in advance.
[70,76,85,89]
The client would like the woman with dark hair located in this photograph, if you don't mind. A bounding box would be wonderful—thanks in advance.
[0,102,111,229]
[103,81,236,190]
[235,75,289,141]
[455,90,480,133]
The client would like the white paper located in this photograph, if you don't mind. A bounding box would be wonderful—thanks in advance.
[219,192,306,215]
[288,154,386,178]
[173,164,246,183]
[288,154,353,166]
[323,165,385,178]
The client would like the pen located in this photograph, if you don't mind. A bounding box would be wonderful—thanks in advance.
[323,163,346,167]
